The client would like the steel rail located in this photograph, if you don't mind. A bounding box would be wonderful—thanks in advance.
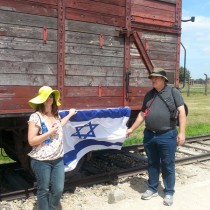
[1,134,210,201]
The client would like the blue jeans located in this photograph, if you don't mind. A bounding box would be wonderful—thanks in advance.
[31,158,64,210]
[143,129,177,196]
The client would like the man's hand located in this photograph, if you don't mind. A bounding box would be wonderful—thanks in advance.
[127,128,133,137]
[177,132,185,146]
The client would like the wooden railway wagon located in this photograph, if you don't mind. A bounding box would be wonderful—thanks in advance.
[0,0,182,171]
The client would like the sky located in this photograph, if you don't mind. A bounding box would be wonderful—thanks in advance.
[181,0,210,79]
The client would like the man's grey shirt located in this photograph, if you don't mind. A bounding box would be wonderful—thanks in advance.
[141,85,184,131]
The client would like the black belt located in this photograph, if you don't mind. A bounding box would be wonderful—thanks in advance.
[146,128,173,134]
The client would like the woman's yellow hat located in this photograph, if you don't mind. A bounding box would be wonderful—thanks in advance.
[28,86,61,109]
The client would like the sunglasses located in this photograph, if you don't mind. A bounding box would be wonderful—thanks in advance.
[49,93,54,98]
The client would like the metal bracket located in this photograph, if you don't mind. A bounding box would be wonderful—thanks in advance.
[98,84,102,97]
[126,70,132,100]
[117,27,132,37]
[0,31,6,36]
[43,26,47,44]
[99,34,104,48]
[145,40,148,51]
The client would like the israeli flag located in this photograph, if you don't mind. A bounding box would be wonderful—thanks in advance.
[59,107,131,172]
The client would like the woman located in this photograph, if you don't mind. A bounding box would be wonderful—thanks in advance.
[28,86,77,210]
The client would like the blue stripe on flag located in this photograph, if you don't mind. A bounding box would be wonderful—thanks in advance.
[59,107,131,122]
[64,139,122,165]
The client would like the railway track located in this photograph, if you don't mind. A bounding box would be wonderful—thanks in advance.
[1,134,210,201]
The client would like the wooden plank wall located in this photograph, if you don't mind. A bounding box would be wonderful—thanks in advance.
[129,0,179,88]
[129,31,177,83]
[0,0,127,112]
[63,1,126,109]
[126,0,180,108]
[65,0,125,27]
[0,0,58,112]
[131,0,176,27]
[0,0,181,112]
[64,21,124,87]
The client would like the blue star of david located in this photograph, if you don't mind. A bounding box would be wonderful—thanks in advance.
[72,122,98,139]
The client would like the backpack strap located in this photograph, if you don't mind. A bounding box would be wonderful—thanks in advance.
[35,112,44,134]
[35,112,52,144]
[171,87,178,108]
[36,112,41,122]
[157,88,176,114]
[157,87,178,125]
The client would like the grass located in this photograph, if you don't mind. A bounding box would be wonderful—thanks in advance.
[123,85,210,146]
[0,149,14,163]
[182,92,210,136]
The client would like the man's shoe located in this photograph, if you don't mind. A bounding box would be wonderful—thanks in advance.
[141,190,158,200]
[163,195,173,206]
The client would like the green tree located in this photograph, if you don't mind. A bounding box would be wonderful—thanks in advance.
[180,66,190,82]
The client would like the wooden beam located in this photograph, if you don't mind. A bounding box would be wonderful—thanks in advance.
[132,31,153,74]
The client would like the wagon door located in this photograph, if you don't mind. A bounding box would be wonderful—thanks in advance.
[124,0,182,110]
[61,1,126,109]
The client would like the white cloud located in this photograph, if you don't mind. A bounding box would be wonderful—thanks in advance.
[181,16,210,52]
[182,16,210,31]
[203,47,210,53]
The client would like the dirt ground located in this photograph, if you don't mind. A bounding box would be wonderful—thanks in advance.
[1,161,210,210]
[60,161,210,210]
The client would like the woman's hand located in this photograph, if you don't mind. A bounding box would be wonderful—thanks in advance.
[61,108,77,126]
[49,123,59,135]
[69,108,77,116]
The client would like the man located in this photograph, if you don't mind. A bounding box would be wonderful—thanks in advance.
[127,68,186,206]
